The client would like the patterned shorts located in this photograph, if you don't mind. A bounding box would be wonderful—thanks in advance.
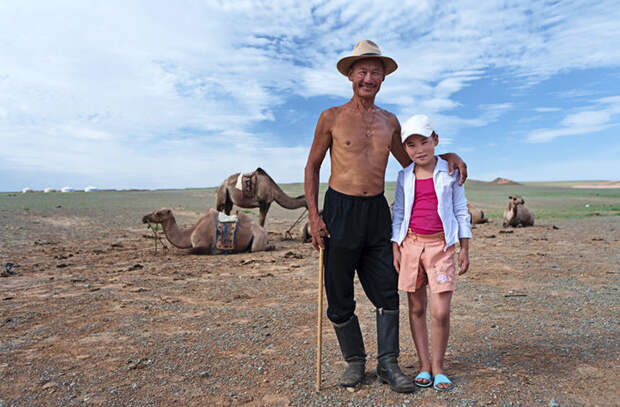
[398,230,456,293]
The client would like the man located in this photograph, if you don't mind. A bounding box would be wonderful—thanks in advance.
[304,40,467,393]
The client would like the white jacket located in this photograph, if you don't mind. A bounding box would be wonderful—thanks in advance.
[391,157,472,247]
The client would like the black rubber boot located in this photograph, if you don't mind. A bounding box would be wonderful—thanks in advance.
[332,315,366,387]
[376,308,415,393]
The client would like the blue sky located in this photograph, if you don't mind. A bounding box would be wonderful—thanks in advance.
[1,0,619,191]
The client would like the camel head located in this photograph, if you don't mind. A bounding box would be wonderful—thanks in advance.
[142,207,174,224]
[507,195,525,209]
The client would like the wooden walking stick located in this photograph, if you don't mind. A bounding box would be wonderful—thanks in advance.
[316,247,324,392]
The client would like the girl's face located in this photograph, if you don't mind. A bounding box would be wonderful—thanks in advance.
[403,133,438,166]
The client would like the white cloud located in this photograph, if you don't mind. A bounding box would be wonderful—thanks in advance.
[1,1,620,189]
[525,97,620,142]
[534,107,561,112]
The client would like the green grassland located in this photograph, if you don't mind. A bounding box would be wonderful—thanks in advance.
[2,180,619,223]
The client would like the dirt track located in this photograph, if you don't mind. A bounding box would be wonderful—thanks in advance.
[1,210,619,406]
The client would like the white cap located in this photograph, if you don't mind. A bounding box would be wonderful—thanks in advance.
[401,114,434,142]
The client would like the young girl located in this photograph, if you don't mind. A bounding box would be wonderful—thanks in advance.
[391,114,471,391]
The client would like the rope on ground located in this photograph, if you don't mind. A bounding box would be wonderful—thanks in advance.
[284,209,308,240]
[146,222,168,254]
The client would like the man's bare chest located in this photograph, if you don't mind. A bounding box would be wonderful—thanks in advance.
[331,116,392,155]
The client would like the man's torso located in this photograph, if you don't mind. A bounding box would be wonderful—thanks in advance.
[327,103,396,196]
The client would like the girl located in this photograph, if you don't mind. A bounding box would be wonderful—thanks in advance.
[391,114,471,391]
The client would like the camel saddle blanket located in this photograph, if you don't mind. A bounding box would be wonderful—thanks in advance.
[216,213,238,250]
[234,172,258,199]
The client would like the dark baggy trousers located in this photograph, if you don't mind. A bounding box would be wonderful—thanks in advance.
[322,187,399,324]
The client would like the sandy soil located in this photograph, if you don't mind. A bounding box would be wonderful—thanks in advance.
[1,210,619,407]
[571,181,620,189]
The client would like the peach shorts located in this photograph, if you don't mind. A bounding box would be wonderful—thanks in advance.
[398,230,456,293]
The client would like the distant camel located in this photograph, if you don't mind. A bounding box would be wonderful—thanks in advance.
[467,202,489,224]
[142,208,270,254]
[216,168,307,227]
[503,195,534,227]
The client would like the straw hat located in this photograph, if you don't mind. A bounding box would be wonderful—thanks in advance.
[337,40,398,76]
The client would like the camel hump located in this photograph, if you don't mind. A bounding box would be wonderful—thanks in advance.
[255,167,267,175]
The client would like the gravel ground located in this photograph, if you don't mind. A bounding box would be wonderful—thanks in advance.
[1,209,619,406]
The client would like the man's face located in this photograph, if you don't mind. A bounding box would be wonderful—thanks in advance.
[348,58,385,98]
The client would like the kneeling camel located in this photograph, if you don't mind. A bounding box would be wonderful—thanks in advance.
[142,208,270,254]
[503,195,534,227]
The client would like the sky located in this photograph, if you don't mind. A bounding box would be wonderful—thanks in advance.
[1,0,620,192]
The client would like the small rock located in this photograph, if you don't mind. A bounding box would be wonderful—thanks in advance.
[127,264,143,271]
[131,383,138,389]
[548,399,560,407]
[42,381,58,390]
[283,251,303,259]
[199,371,210,377]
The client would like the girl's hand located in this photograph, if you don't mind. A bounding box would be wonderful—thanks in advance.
[458,248,469,275]
[392,243,401,273]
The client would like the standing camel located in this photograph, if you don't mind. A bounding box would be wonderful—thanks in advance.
[142,208,270,254]
[216,168,307,226]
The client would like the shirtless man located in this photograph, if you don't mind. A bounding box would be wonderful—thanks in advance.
[304,40,467,393]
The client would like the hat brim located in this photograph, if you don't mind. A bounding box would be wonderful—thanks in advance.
[337,55,398,76]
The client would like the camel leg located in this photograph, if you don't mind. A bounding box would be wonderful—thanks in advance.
[224,189,233,215]
[259,201,271,227]
[250,230,269,252]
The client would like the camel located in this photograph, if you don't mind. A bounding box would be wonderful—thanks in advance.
[142,208,270,254]
[467,202,489,224]
[503,195,534,227]
[216,168,307,227]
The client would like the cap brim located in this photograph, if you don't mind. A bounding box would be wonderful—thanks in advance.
[337,55,398,76]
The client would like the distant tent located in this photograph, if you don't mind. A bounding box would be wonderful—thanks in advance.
[84,186,99,192]
[22,187,33,193]
[61,186,75,193]
[44,188,56,193]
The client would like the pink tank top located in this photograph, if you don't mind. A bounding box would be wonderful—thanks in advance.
[409,178,443,234]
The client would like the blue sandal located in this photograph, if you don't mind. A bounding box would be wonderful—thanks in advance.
[433,374,454,391]
[414,371,433,387]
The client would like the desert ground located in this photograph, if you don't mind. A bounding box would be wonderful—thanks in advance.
[1,182,619,406]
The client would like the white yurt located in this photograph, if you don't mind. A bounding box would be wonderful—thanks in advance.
[84,186,99,192]
[22,187,33,193]
[44,188,57,193]
[61,186,75,193]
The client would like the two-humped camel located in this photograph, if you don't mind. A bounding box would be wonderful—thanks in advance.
[142,208,270,254]
[467,202,488,224]
[216,168,307,227]
[503,195,534,227]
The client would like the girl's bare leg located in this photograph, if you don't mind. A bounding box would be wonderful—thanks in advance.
[407,289,431,385]
[429,291,453,389]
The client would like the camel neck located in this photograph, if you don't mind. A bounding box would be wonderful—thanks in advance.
[162,217,193,249]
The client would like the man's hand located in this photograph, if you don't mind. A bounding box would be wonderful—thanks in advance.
[442,153,468,186]
[310,216,330,251]
[392,242,401,273]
